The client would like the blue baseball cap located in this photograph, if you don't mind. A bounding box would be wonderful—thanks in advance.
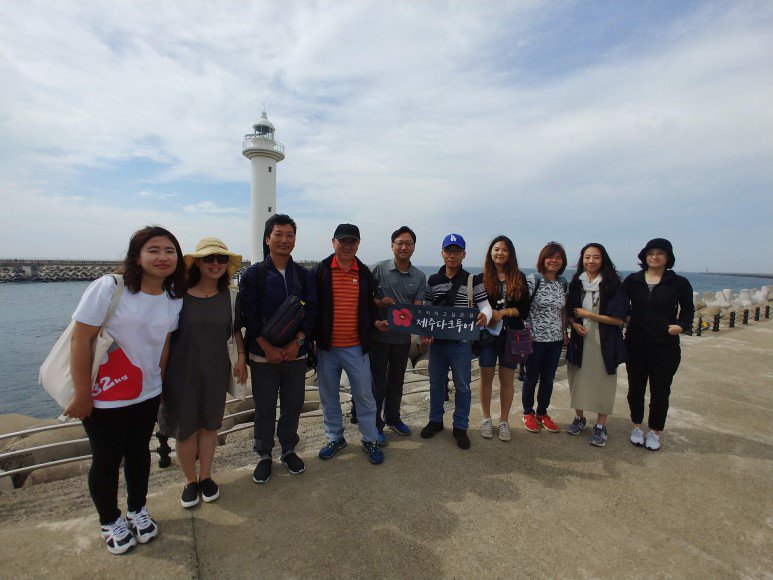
[442,233,465,250]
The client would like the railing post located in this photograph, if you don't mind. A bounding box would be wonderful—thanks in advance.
[712,314,720,332]
[754,307,760,322]
[696,317,702,336]
[766,305,770,319]
[729,312,736,328]
[743,309,749,325]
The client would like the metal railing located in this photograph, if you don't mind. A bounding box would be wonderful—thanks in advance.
[242,135,285,154]
[0,361,462,482]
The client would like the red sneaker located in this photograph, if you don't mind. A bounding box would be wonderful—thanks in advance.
[536,414,559,432]
[522,413,540,432]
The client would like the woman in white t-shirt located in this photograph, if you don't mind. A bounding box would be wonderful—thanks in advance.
[66,226,186,555]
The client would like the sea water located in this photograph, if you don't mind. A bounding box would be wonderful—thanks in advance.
[0,271,769,419]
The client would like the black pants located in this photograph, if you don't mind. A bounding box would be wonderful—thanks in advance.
[81,395,160,525]
[250,359,306,456]
[368,340,411,431]
[626,341,681,431]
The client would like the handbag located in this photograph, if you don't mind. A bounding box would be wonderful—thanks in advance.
[502,327,533,367]
[39,274,125,409]
[226,288,247,399]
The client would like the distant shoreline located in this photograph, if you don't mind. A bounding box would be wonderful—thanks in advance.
[703,272,773,280]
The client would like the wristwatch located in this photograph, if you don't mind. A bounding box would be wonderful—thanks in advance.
[296,336,306,346]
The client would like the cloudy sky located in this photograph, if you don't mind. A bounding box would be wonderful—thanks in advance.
[1,0,771,271]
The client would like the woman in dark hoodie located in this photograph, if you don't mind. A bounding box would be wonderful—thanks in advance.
[623,239,694,451]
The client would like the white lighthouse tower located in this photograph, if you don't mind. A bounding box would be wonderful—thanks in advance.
[242,110,285,263]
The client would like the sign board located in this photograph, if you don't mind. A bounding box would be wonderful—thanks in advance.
[386,305,480,341]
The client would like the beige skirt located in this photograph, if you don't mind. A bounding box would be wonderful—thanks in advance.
[567,318,617,415]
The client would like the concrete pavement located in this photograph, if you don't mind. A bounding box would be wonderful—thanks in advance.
[1,321,771,578]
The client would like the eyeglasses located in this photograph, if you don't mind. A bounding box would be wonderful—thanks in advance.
[393,241,414,247]
[443,248,463,256]
[202,255,229,264]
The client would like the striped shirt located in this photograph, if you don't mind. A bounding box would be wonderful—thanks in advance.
[426,267,487,307]
[331,255,360,347]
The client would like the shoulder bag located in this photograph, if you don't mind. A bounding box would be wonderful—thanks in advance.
[226,287,247,399]
[39,274,125,409]
[502,283,533,367]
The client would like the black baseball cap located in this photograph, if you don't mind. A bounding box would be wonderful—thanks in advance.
[333,223,360,241]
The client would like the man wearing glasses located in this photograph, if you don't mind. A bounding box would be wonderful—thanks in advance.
[421,234,491,449]
[367,226,427,444]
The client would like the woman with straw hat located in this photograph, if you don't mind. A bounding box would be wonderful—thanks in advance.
[161,237,248,508]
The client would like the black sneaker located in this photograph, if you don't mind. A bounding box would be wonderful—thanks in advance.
[180,481,200,508]
[453,428,471,449]
[420,421,444,439]
[281,452,305,475]
[199,478,220,503]
[252,458,272,484]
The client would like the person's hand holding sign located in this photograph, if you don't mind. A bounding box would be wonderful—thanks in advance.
[476,311,489,327]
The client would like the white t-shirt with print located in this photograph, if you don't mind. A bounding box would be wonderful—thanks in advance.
[72,275,182,409]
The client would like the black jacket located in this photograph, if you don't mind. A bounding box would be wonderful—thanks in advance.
[313,254,379,353]
[623,270,694,343]
[566,279,629,374]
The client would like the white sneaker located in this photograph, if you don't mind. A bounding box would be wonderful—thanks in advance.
[645,431,661,451]
[100,516,137,555]
[480,418,493,439]
[126,506,159,543]
[630,427,645,447]
[498,421,512,442]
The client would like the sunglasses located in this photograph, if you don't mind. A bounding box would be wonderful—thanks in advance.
[202,255,229,264]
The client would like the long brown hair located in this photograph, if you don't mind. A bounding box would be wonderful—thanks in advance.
[483,235,525,301]
[121,226,186,298]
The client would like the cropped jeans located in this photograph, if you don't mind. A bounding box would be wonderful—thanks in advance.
[317,346,378,443]
[428,340,473,430]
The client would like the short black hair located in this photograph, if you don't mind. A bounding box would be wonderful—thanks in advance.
[264,214,297,241]
[391,226,416,243]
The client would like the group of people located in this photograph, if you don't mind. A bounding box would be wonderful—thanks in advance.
[64,219,693,555]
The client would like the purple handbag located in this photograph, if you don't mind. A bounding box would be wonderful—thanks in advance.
[502,328,533,366]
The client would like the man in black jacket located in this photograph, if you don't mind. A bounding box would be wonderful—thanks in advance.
[240,214,317,484]
[313,224,388,465]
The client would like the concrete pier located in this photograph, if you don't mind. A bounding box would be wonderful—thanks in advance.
[1,321,771,578]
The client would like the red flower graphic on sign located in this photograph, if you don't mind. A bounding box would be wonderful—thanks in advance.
[392,308,412,327]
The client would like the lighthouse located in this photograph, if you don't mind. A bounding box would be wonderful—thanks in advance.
[242,110,285,263]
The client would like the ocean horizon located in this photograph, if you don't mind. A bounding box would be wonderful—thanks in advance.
[1,270,770,420]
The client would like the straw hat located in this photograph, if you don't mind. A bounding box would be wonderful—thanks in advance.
[184,237,243,277]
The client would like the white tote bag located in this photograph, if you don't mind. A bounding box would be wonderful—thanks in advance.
[226,287,248,399]
[39,274,125,409]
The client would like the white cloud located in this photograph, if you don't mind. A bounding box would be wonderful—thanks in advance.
[182,201,245,215]
[0,1,771,270]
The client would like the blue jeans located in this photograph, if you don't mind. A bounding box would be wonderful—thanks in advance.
[317,346,378,443]
[429,340,472,430]
[522,340,563,416]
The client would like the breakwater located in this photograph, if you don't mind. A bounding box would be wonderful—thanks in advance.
[0,260,318,283]
[0,260,124,283]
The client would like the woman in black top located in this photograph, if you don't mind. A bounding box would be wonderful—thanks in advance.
[478,236,530,442]
[623,238,694,451]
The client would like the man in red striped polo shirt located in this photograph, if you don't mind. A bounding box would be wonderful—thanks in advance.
[313,224,389,465]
